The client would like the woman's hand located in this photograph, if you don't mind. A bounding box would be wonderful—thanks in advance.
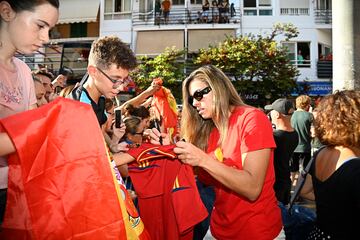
[174,141,211,167]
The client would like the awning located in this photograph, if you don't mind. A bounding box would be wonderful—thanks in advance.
[58,0,99,24]
[188,29,235,52]
[136,30,184,55]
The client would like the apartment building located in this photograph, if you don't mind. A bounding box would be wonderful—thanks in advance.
[24,0,331,94]
[98,0,332,95]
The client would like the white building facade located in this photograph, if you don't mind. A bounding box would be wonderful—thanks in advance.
[100,0,332,95]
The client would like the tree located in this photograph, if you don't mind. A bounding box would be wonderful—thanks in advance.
[193,23,300,106]
[131,47,185,101]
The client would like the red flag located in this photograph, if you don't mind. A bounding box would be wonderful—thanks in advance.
[0,98,145,239]
[152,81,178,139]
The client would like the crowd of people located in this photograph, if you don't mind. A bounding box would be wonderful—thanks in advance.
[155,0,236,25]
[1,0,360,239]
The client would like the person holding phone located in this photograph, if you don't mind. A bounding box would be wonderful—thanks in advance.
[103,99,128,153]
[67,36,160,133]
[65,36,138,154]
[67,36,137,126]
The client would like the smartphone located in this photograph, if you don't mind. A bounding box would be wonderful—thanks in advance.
[153,119,163,145]
[115,109,122,128]
[153,119,160,131]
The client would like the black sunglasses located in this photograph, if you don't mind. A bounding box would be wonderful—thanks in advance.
[188,86,212,105]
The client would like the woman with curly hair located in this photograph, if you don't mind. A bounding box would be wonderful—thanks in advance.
[301,90,360,239]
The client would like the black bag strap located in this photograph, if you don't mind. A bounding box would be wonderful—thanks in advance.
[66,73,107,126]
[68,73,89,101]
[288,146,325,212]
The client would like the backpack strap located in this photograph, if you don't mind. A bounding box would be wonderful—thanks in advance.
[67,73,89,101]
[288,146,326,212]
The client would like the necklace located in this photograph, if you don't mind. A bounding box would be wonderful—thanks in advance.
[0,59,23,104]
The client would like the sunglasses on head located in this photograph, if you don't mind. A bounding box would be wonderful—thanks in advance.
[188,86,212,105]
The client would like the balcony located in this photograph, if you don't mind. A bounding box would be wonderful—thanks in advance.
[314,9,332,24]
[280,8,309,16]
[132,6,241,27]
[317,60,332,78]
[289,59,311,68]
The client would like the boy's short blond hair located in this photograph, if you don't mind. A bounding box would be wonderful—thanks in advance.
[295,95,311,110]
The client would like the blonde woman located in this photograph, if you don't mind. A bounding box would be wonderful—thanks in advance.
[151,65,282,239]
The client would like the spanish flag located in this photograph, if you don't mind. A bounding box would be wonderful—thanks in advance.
[0,98,148,240]
[152,79,178,140]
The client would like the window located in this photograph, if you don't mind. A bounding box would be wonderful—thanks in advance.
[104,0,113,12]
[116,0,131,12]
[318,43,332,60]
[283,42,311,68]
[316,0,332,10]
[324,47,331,56]
[259,0,271,7]
[104,0,131,20]
[173,0,185,5]
[243,0,272,16]
[191,0,203,4]
[104,0,131,13]
[259,9,272,15]
[244,0,256,7]
[115,0,122,12]
[70,23,87,38]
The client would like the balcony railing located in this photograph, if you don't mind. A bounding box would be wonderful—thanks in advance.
[314,9,332,24]
[15,51,62,71]
[104,11,131,20]
[289,59,311,68]
[317,60,332,78]
[280,8,309,16]
[132,6,241,27]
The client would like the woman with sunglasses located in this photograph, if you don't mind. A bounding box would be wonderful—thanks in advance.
[150,65,282,239]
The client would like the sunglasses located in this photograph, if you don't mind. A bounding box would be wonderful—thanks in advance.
[188,86,212,105]
[96,67,125,89]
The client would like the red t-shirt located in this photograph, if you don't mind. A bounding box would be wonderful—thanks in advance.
[204,106,282,239]
[127,144,207,240]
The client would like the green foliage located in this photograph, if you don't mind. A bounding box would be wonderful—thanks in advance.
[269,22,300,41]
[193,23,300,105]
[133,23,300,105]
[131,47,185,100]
